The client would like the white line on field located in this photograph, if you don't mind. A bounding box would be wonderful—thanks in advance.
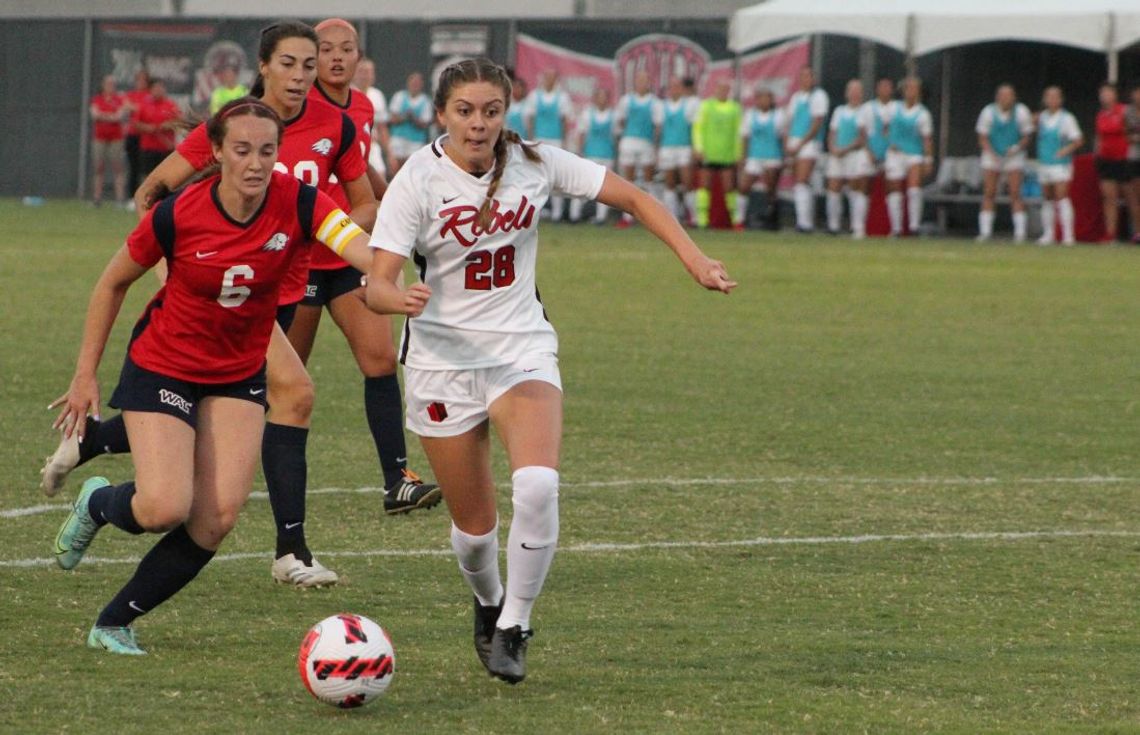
[4,475,1137,520]
[1,529,1137,569]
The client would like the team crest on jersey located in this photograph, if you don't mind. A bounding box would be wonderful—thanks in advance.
[311,138,333,156]
[438,196,537,248]
[262,232,289,251]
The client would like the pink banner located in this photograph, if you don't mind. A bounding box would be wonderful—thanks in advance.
[736,38,811,105]
[513,34,614,120]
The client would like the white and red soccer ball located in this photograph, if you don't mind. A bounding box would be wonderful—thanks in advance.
[298,613,396,708]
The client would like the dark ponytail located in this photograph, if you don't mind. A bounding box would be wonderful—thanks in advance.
[250,20,318,100]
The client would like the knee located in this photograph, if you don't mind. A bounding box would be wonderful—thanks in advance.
[190,507,242,548]
[270,372,315,423]
[360,344,398,377]
[133,492,191,533]
[511,466,559,539]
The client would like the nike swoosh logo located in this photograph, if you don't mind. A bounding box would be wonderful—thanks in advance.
[442,195,460,204]
[128,601,147,613]
[249,388,265,395]
[520,543,549,550]
[284,522,303,530]
[195,250,218,259]
[395,457,407,464]
[522,368,540,373]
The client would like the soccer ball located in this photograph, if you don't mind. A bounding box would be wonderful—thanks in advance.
[298,613,396,708]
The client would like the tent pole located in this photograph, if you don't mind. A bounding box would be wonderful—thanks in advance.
[938,49,951,162]
[811,33,823,78]
[1107,12,1118,82]
[77,17,93,200]
[859,38,875,91]
[904,14,916,77]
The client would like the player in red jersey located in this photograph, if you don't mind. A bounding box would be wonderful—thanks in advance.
[50,98,375,655]
[123,70,152,202]
[89,74,128,207]
[290,18,440,516]
[42,22,380,588]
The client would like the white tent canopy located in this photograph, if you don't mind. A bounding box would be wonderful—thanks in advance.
[729,0,1140,57]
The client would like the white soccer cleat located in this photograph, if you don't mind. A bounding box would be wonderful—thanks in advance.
[1036,235,1054,247]
[271,553,339,588]
[40,429,81,497]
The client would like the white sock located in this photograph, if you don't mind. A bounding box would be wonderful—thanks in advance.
[907,187,923,233]
[887,191,903,234]
[848,190,867,237]
[735,191,749,225]
[826,190,842,232]
[1039,201,1055,242]
[794,183,813,230]
[663,188,680,219]
[499,466,559,631]
[979,209,995,238]
[450,522,502,607]
[550,195,565,221]
[595,202,609,223]
[568,198,584,223]
[683,190,695,220]
[650,180,665,203]
[1012,210,1027,241]
[1059,198,1075,243]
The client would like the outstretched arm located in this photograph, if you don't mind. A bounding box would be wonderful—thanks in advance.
[595,170,736,293]
[51,246,149,439]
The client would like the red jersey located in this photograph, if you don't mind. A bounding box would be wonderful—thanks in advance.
[125,89,150,136]
[138,97,182,152]
[125,171,346,383]
[177,99,366,302]
[309,82,375,270]
[1096,103,1128,160]
[91,92,126,141]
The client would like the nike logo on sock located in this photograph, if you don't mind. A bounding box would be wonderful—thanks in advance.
[520,543,549,550]
[284,522,303,530]
[128,600,147,614]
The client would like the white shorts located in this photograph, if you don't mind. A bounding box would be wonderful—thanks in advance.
[825,149,873,180]
[981,149,1027,173]
[786,137,821,160]
[743,157,782,176]
[1037,163,1073,185]
[657,145,693,171]
[389,136,426,161]
[885,150,925,181]
[618,137,656,169]
[403,352,562,438]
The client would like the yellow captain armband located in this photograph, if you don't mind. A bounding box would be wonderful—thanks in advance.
[315,209,365,256]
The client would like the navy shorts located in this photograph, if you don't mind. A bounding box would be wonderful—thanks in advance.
[109,355,268,428]
[275,302,299,332]
[301,265,364,308]
[1095,157,1131,183]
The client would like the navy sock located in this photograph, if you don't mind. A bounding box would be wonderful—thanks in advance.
[78,415,131,464]
[262,422,311,563]
[96,525,214,627]
[86,481,144,535]
[364,374,407,488]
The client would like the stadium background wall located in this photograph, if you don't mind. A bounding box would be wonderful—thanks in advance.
[0,17,1136,199]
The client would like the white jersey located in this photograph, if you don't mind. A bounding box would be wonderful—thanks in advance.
[974,102,1035,137]
[365,86,389,125]
[370,136,606,370]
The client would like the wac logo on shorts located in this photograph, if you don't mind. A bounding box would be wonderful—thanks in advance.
[158,389,193,415]
[613,34,710,95]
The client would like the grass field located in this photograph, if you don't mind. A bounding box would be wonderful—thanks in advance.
[1,198,1139,734]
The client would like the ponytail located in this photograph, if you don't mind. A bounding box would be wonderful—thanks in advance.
[477,129,541,231]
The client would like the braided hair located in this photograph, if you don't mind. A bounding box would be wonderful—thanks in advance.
[434,57,542,231]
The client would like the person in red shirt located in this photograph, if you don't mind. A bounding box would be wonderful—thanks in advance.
[1095,82,1130,242]
[124,69,151,201]
[42,21,386,589]
[89,74,127,206]
[288,17,438,518]
[135,79,182,178]
[50,98,375,655]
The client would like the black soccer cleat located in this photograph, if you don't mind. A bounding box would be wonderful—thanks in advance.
[487,625,533,684]
[473,596,503,673]
[383,469,442,515]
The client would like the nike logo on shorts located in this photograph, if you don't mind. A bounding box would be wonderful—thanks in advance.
[250,388,265,395]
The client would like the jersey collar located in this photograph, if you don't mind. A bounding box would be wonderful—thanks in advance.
[210,178,272,229]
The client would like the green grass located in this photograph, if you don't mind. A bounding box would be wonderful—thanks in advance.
[1,199,1139,733]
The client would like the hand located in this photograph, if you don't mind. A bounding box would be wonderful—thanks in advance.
[49,372,101,441]
[687,255,737,294]
[403,283,432,317]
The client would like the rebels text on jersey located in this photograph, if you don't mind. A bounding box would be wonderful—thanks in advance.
[126,170,352,383]
[369,137,606,370]
[176,100,367,302]
[308,82,374,270]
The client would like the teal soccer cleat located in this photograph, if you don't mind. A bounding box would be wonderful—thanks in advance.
[87,626,146,656]
[54,476,109,570]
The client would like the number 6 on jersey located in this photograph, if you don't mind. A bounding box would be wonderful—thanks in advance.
[217,264,254,308]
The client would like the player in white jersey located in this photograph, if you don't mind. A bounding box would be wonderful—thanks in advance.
[738,86,785,231]
[388,72,433,176]
[658,77,700,223]
[885,77,934,236]
[526,70,575,222]
[783,66,830,232]
[976,84,1036,242]
[571,87,618,224]
[1035,86,1084,245]
[825,79,874,239]
[615,70,664,225]
[363,58,735,685]
[862,78,896,171]
[353,57,389,178]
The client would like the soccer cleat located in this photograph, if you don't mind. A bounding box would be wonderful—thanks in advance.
[40,425,84,497]
[87,625,146,655]
[473,596,503,673]
[487,625,533,684]
[383,469,442,516]
[54,476,109,570]
[271,553,339,588]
